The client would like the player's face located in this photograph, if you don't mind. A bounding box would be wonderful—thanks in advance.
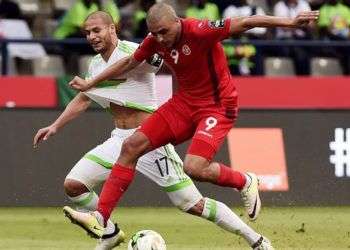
[83,18,113,53]
[148,17,180,48]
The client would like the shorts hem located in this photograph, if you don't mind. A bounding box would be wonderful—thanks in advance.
[84,154,113,169]
[162,179,193,192]
[65,176,94,192]
[187,139,217,161]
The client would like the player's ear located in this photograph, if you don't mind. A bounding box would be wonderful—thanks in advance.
[109,24,115,35]
[113,22,120,35]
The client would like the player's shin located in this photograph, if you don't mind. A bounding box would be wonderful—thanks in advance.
[67,191,117,235]
[97,164,135,224]
[200,198,261,246]
[216,163,247,190]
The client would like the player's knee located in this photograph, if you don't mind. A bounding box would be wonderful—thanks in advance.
[186,198,205,216]
[121,133,150,159]
[183,160,199,179]
[63,178,89,197]
[184,161,210,181]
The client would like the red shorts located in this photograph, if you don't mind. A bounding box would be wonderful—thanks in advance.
[139,95,238,161]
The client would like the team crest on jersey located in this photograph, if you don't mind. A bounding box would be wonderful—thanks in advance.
[182,45,191,55]
[208,20,225,29]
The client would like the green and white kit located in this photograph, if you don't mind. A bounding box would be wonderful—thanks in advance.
[84,40,161,112]
[66,40,202,211]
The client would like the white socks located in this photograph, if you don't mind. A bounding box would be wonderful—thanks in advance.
[68,191,99,211]
[201,198,261,245]
[68,191,115,235]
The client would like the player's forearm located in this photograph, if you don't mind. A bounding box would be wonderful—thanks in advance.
[51,93,91,130]
[247,15,294,29]
[88,55,140,88]
[230,15,294,35]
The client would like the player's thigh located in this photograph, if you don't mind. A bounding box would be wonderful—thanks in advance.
[66,135,122,190]
[66,158,111,191]
[189,112,235,161]
[136,144,203,211]
[139,99,194,149]
[136,144,187,187]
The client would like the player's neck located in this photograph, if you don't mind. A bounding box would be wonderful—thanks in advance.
[101,43,117,62]
[173,20,182,47]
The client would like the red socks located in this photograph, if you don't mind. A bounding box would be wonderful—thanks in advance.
[97,164,135,222]
[217,164,246,190]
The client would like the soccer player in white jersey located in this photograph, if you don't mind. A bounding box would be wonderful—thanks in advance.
[33,11,273,250]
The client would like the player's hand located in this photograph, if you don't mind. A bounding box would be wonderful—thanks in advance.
[69,76,92,91]
[33,125,58,148]
[292,11,319,28]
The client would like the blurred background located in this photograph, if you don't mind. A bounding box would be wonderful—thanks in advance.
[1,0,350,77]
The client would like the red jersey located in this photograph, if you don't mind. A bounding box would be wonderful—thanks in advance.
[134,18,237,108]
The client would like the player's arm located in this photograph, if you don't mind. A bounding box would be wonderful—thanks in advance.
[132,53,164,74]
[69,55,141,91]
[229,11,319,35]
[33,93,91,148]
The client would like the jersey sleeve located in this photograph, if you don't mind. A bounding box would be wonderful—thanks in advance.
[133,35,157,62]
[193,18,231,45]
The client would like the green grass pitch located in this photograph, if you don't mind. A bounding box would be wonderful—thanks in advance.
[0,207,349,250]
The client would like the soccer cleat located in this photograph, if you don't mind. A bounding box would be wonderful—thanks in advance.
[240,172,261,221]
[252,236,274,250]
[63,206,104,238]
[95,224,126,250]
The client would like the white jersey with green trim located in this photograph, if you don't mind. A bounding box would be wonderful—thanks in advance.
[83,40,163,113]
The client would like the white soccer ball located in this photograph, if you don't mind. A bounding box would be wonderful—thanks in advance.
[127,230,166,250]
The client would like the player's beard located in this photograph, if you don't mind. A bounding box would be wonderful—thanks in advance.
[162,41,172,48]
[92,42,105,53]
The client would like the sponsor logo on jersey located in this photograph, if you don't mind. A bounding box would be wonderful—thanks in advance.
[208,20,225,29]
[198,130,213,137]
[182,45,191,55]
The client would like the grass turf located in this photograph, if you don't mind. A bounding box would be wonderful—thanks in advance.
[0,207,349,250]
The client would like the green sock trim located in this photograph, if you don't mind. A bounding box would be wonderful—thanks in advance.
[84,154,113,169]
[163,179,193,192]
[206,199,217,222]
[75,192,95,207]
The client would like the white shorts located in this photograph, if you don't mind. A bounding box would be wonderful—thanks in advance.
[66,128,202,211]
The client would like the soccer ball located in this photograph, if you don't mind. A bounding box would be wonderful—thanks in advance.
[127,230,166,250]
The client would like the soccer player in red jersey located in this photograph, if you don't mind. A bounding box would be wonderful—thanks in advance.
[66,2,318,244]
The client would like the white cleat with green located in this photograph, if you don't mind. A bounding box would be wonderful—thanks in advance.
[240,172,261,221]
[63,206,105,238]
[252,236,275,250]
[94,225,126,250]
